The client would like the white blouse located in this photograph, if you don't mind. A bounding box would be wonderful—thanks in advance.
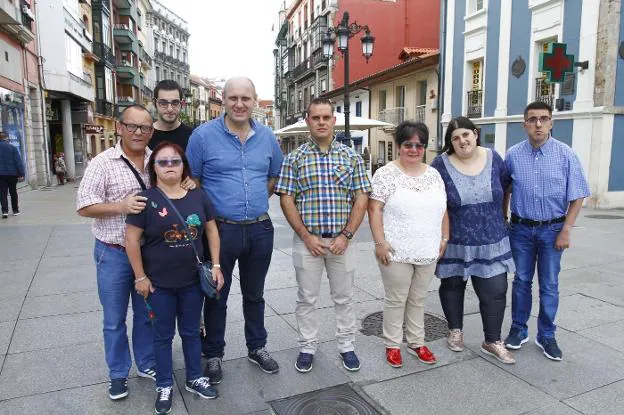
[370,163,447,265]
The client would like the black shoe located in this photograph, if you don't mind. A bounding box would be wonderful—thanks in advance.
[204,357,223,385]
[1,213,7,219]
[504,329,529,350]
[185,377,218,399]
[12,211,20,216]
[535,337,563,361]
[108,378,128,400]
[155,386,173,414]
[295,352,314,373]
[248,347,279,374]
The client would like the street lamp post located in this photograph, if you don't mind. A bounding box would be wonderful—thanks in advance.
[322,12,375,145]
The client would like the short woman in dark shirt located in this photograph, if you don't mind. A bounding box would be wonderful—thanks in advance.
[125,141,224,414]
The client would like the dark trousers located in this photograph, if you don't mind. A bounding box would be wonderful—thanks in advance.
[439,273,508,343]
[0,175,19,214]
[150,283,203,387]
[202,218,274,358]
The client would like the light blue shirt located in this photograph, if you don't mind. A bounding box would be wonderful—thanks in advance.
[186,114,283,221]
[505,137,590,221]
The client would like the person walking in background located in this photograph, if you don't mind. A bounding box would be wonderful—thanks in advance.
[431,116,516,365]
[276,97,371,373]
[149,79,194,151]
[126,141,223,414]
[186,76,283,383]
[54,153,67,185]
[504,101,590,361]
[368,121,447,368]
[0,131,25,218]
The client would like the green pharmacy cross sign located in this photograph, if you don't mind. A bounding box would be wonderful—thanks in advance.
[539,42,575,83]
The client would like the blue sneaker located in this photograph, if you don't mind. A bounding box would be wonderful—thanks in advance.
[155,386,173,414]
[504,329,529,350]
[295,352,314,373]
[185,377,218,399]
[138,367,156,381]
[535,337,563,361]
[340,351,361,372]
[108,378,128,400]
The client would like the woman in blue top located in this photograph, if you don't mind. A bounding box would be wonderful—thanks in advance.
[125,141,224,414]
[431,117,516,365]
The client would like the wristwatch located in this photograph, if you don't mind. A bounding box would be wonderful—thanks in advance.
[341,228,354,240]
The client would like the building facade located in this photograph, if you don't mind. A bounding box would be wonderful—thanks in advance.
[148,0,190,95]
[189,74,208,127]
[441,0,624,208]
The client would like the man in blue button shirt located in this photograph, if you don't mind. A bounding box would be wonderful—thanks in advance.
[503,101,590,361]
[186,77,283,382]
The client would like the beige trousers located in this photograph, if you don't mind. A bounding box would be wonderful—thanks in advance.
[379,261,435,348]
[292,234,356,354]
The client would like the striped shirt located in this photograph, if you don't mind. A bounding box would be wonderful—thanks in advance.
[76,143,151,245]
[275,139,372,235]
[505,137,590,221]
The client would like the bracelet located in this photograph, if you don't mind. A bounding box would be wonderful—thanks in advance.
[135,276,147,283]
[213,264,221,268]
[442,237,449,242]
[374,241,385,246]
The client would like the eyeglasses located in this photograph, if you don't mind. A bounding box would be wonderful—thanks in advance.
[154,158,183,167]
[156,99,181,109]
[402,142,426,150]
[120,122,154,134]
[525,116,551,125]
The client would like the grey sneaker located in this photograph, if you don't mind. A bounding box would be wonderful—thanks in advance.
[481,341,516,364]
[203,357,223,384]
[248,347,279,374]
[447,329,464,352]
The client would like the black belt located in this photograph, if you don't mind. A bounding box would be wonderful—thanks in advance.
[320,232,340,238]
[99,240,125,251]
[215,213,270,225]
[511,214,566,227]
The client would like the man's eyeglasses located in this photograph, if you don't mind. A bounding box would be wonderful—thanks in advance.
[525,116,551,125]
[154,158,183,167]
[120,122,154,134]
[402,142,426,150]
[156,99,181,109]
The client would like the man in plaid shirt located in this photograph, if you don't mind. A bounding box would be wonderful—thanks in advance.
[275,97,371,373]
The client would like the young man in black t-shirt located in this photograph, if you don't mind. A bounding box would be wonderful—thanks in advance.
[149,80,194,151]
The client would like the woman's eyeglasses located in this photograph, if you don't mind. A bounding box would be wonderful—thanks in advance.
[402,142,426,150]
[154,159,183,167]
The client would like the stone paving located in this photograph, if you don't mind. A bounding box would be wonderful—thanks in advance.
[0,183,623,414]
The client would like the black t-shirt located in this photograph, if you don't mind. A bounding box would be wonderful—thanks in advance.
[148,123,194,151]
[126,188,215,288]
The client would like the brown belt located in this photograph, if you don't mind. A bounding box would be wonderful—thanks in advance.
[99,241,125,251]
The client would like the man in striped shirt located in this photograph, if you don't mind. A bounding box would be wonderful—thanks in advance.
[276,97,371,373]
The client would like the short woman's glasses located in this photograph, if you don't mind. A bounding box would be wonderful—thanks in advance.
[155,158,183,167]
[402,142,426,150]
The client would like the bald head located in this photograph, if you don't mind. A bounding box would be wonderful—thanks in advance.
[223,77,257,100]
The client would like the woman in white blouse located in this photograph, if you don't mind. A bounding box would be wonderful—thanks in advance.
[368,121,449,368]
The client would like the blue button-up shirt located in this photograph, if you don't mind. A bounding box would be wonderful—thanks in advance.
[505,137,590,221]
[186,115,283,221]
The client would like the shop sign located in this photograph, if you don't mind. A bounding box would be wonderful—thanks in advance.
[84,124,104,134]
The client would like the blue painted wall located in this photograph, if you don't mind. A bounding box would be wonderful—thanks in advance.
[560,1,582,103]
[552,119,573,147]
[478,123,495,149]
[451,0,466,117]
[615,8,624,107]
[507,0,531,116]
[608,115,624,191]
[483,1,501,117]
[506,122,526,149]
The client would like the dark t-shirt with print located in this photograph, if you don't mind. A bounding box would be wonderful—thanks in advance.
[126,188,215,288]
[148,123,194,151]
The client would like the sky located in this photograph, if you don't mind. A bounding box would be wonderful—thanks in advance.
[158,0,287,101]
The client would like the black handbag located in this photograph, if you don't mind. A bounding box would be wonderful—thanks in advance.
[154,187,219,299]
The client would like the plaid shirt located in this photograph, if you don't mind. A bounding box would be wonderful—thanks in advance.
[275,139,372,235]
[76,143,151,245]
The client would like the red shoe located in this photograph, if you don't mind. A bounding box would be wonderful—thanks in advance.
[407,345,437,364]
[385,348,402,368]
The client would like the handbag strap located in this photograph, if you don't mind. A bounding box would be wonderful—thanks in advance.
[120,155,147,191]
[154,187,202,265]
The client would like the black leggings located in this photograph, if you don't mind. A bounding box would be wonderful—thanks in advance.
[439,273,508,343]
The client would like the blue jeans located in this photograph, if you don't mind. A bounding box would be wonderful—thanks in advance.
[94,240,155,379]
[202,219,274,358]
[509,222,564,340]
[150,283,203,387]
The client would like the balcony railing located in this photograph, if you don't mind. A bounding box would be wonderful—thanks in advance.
[92,0,110,13]
[117,96,136,105]
[70,72,93,87]
[413,105,426,123]
[113,23,134,43]
[535,77,555,108]
[378,107,407,126]
[467,90,483,119]
[94,42,116,66]
[95,99,114,117]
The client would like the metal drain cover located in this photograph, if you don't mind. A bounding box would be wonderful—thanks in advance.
[360,311,448,342]
[585,214,624,220]
[270,384,381,415]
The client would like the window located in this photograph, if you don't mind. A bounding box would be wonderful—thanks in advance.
[336,105,342,113]
[310,85,315,100]
[469,0,484,14]
[417,80,427,105]
[63,0,80,19]
[379,90,387,111]
[105,67,114,100]
[395,86,405,107]
[102,15,111,47]
[471,60,482,90]
[377,141,385,164]
[355,101,362,117]
[65,34,83,76]
[320,79,327,93]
